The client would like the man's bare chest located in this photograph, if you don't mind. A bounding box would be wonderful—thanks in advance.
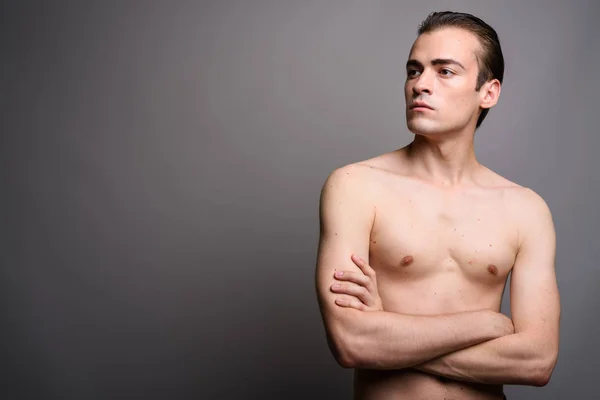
[368,187,519,283]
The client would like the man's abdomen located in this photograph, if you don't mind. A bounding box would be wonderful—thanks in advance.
[353,369,505,400]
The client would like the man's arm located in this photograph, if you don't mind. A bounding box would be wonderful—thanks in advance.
[413,188,560,386]
[315,165,514,370]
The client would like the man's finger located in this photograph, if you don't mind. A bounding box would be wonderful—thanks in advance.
[334,270,372,289]
[351,254,377,280]
[335,296,366,311]
[331,282,373,306]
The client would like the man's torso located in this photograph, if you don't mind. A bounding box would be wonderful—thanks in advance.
[350,150,524,400]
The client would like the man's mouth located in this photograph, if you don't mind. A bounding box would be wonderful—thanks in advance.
[410,101,434,110]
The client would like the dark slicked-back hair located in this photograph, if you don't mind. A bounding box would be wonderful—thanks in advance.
[417,11,504,128]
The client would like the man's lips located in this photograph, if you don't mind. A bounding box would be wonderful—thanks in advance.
[410,102,434,110]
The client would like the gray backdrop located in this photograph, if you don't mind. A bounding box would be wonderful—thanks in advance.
[2,1,598,399]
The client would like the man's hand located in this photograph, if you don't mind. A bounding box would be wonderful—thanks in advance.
[330,254,383,312]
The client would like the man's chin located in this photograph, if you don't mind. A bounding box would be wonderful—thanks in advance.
[407,120,443,136]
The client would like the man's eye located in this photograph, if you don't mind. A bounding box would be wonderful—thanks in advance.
[440,68,454,76]
[407,70,420,77]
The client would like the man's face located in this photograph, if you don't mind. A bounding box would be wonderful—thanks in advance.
[405,27,485,136]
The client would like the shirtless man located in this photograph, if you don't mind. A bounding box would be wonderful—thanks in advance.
[315,11,560,400]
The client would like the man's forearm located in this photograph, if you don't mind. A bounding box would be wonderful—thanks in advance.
[412,332,557,386]
[337,308,511,370]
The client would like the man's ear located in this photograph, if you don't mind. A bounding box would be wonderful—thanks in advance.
[480,79,501,109]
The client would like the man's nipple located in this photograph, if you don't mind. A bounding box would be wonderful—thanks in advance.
[400,255,414,267]
[487,264,498,275]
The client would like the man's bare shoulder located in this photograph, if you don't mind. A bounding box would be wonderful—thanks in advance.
[319,155,403,223]
[319,163,376,213]
[321,163,374,193]
[479,166,551,215]
[322,153,400,194]
[476,165,521,190]
[508,185,553,225]
[480,169,555,244]
[355,149,411,176]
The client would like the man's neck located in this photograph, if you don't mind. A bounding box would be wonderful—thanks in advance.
[405,133,481,188]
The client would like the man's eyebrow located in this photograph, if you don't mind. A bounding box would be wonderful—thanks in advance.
[405,58,466,71]
[431,58,466,70]
[406,59,423,69]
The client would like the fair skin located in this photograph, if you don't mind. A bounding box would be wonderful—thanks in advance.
[315,27,560,400]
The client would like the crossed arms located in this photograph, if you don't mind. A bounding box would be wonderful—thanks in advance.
[315,166,560,387]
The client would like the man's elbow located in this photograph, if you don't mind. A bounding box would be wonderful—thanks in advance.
[325,313,379,369]
[330,331,386,370]
[336,350,357,369]
[528,352,558,387]
[322,309,393,369]
[326,327,361,368]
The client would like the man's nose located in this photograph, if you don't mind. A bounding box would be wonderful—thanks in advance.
[412,69,433,95]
